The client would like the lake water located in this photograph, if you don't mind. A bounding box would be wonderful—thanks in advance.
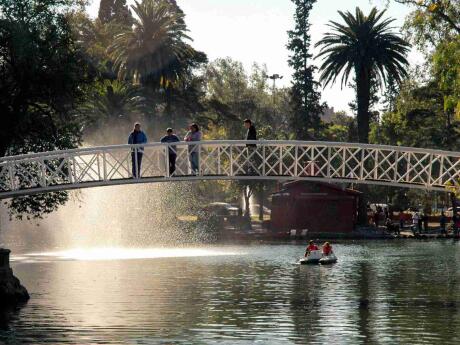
[2,241,460,344]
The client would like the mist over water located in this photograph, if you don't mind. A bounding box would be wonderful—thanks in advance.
[0,182,211,254]
[0,117,223,255]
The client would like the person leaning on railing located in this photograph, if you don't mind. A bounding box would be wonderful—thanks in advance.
[184,123,202,175]
[128,123,148,178]
[160,128,180,176]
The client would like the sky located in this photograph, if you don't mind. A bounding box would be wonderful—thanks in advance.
[86,0,423,113]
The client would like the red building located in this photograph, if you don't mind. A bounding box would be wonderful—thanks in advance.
[270,181,360,233]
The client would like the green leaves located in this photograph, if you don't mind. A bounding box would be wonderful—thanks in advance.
[108,0,195,89]
[316,7,410,89]
[0,0,93,218]
[287,0,324,140]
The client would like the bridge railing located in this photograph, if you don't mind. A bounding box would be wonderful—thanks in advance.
[1,140,460,198]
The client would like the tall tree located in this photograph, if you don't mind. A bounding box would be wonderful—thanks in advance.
[108,0,206,125]
[98,0,132,26]
[287,0,324,140]
[315,7,410,143]
[109,0,194,88]
[0,0,93,219]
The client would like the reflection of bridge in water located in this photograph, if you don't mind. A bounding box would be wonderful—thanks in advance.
[1,140,460,198]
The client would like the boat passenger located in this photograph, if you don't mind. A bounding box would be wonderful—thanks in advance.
[305,240,318,256]
[322,242,333,256]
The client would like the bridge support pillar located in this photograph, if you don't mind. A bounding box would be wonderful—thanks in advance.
[0,248,29,306]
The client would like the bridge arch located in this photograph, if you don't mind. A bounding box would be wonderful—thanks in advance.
[1,140,459,198]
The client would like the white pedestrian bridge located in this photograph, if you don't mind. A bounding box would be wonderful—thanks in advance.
[1,140,459,198]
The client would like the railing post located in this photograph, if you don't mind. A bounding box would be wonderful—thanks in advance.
[327,146,331,178]
[96,152,102,181]
[67,157,73,184]
[427,154,433,188]
[406,152,411,182]
[40,158,47,187]
[134,146,139,179]
[439,155,445,186]
[102,150,108,181]
[230,145,234,177]
[165,144,170,178]
[72,156,78,183]
[393,150,399,183]
[8,162,16,191]
[374,149,379,180]
[294,145,298,177]
[217,146,221,175]
[279,146,283,175]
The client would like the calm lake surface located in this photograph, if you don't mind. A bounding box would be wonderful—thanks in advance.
[2,241,460,344]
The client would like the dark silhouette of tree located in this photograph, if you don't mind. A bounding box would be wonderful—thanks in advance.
[109,0,206,125]
[98,0,132,26]
[287,0,325,140]
[315,7,410,143]
[0,0,93,219]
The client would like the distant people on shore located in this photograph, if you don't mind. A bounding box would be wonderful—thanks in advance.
[412,212,420,234]
[184,123,202,175]
[161,128,180,176]
[128,122,147,178]
[422,213,429,232]
[440,211,447,235]
[399,211,405,233]
[373,209,379,227]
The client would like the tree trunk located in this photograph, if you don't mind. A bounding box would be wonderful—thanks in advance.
[356,67,371,225]
[243,186,251,218]
[165,86,174,127]
[258,188,264,221]
[356,67,371,144]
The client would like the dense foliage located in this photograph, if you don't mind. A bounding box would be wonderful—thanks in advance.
[0,0,94,218]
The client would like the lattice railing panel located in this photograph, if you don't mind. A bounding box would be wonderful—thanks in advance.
[1,141,460,198]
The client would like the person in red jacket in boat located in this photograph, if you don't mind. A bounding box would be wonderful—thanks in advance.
[304,240,319,257]
[322,242,333,256]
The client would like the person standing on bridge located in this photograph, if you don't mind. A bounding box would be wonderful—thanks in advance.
[244,119,258,175]
[128,123,148,178]
[161,128,180,176]
[184,124,202,175]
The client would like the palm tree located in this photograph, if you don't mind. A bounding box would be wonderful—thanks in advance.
[80,79,148,127]
[108,0,194,88]
[315,7,410,143]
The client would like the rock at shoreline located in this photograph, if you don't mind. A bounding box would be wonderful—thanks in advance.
[0,249,29,306]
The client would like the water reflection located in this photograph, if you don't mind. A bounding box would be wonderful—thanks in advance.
[17,247,243,262]
[2,242,460,344]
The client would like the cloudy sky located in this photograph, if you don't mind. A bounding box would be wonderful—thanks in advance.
[87,0,423,113]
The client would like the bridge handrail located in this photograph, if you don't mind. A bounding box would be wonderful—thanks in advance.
[2,140,460,163]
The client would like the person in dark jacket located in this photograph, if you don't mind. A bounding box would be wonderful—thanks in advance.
[128,123,148,178]
[160,128,180,176]
[244,119,257,144]
[422,213,429,232]
[440,211,447,235]
[244,119,258,174]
